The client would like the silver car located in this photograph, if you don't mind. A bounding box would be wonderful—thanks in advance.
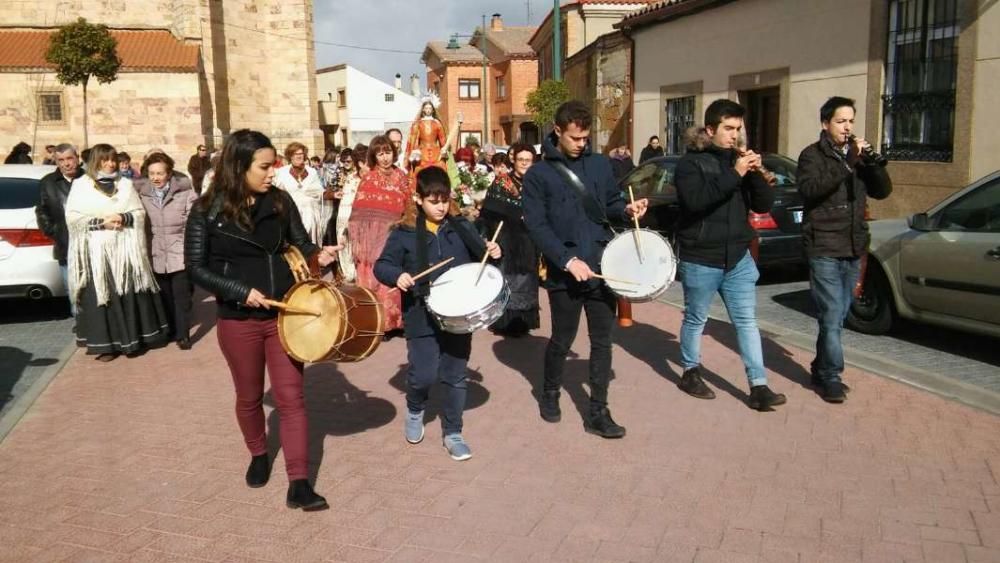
[0,164,65,300]
[848,170,1000,338]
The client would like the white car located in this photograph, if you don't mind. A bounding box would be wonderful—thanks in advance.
[0,164,65,300]
[848,170,1000,338]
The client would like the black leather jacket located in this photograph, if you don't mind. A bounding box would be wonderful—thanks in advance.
[184,188,318,320]
[796,132,893,258]
[35,168,84,264]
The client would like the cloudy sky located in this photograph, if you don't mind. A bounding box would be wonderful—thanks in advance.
[313,0,548,86]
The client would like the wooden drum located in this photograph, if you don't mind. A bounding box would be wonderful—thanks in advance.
[276,279,384,364]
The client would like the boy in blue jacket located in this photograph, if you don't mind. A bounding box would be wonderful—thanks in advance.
[374,167,501,461]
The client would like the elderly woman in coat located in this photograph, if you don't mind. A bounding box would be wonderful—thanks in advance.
[136,152,199,349]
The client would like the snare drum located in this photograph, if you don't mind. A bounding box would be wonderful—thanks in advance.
[600,229,676,302]
[277,280,383,363]
[426,263,510,334]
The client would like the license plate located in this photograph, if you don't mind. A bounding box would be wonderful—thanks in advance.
[792,210,803,223]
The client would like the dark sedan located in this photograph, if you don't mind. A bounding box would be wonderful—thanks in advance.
[615,153,806,268]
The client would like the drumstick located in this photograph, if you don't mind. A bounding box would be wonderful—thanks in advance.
[628,185,644,263]
[389,257,456,293]
[476,221,504,285]
[592,273,641,286]
[262,299,321,316]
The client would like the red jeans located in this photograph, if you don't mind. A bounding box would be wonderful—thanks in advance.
[216,317,308,480]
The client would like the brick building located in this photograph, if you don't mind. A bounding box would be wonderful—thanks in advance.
[0,0,321,166]
[422,14,539,148]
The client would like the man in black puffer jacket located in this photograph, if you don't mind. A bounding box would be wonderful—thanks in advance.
[673,99,786,412]
[35,143,84,310]
[797,96,892,404]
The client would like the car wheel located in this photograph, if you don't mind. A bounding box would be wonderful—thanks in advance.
[847,262,894,334]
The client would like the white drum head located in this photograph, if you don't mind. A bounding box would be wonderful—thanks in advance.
[600,229,676,302]
[428,263,505,317]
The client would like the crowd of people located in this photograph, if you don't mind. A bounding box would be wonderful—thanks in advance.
[12,93,889,511]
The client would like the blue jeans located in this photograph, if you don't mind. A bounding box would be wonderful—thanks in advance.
[406,332,472,435]
[679,251,767,388]
[808,256,861,383]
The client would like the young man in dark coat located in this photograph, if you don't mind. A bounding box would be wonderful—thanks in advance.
[522,100,648,438]
[796,96,892,403]
[673,99,786,412]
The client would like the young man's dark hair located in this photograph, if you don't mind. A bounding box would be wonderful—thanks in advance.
[648,135,659,143]
[385,127,402,138]
[820,96,855,123]
[704,99,746,130]
[554,100,592,130]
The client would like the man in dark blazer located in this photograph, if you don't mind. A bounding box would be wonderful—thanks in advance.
[522,100,648,439]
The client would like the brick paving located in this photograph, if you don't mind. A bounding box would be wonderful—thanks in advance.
[1,294,1000,562]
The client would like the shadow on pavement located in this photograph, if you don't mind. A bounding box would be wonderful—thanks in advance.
[264,361,397,484]
[0,347,57,415]
[387,361,491,427]
[615,320,749,404]
[701,315,814,391]
[492,333,618,426]
[0,298,71,325]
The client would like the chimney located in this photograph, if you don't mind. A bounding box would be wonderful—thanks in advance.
[491,13,503,32]
[410,74,421,97]
[394,73,402,90]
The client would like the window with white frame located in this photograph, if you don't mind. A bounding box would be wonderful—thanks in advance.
[883,0,959,162]
[459,79,481,100]
[495,76,506,100]
[665,96,695,155]
[385,93,395,102]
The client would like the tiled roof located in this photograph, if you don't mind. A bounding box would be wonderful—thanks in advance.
[482,26,537,58]
[423,41,484,65]
[528,0,659,47]
[0,29,199,72]
[616,0,735,30]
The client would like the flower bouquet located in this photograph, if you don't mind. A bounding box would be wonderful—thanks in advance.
[454,161,495,206]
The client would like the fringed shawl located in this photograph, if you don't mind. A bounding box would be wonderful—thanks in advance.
[66,176,159,306]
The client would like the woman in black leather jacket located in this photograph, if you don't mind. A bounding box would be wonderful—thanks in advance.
[184,129,340,512]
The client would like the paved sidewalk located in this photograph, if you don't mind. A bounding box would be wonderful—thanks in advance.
[1,296,1000,562]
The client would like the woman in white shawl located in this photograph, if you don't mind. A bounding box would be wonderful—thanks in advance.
[272,142,331,245]
[67,144,169,361]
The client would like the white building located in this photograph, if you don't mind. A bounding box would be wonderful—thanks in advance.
[316,64,423,150]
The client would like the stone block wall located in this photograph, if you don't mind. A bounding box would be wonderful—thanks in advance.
[0,72,203,171]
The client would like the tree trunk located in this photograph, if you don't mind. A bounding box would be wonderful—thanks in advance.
[82,77,89,149]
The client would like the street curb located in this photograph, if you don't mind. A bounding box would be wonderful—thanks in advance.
[658,297,1000,417]
[0,340,78,443]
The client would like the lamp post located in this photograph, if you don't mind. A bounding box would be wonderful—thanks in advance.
[553,0,561,81]
[482,14,490,145]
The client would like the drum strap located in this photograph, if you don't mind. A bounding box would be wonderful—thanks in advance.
[546,159,610,228]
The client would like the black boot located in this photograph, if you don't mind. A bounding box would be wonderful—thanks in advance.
[245,454,270,488]
[810,372,850,393]
[286,479,329,511]
[585,408,626,439]
[748,385,787,412]
[177,336,192,350]
[678,367,715,399]
[539,390,561,423]
[821,381,847,404]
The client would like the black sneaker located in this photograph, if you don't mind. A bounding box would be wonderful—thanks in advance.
[678,367,715,399]
[810,372,851,393]
[748,385,787,412]
[245,454,270,488]
[286,479,329,511]
[585,408,626,439]
[821,381,847,404]
[539,390,561,423]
